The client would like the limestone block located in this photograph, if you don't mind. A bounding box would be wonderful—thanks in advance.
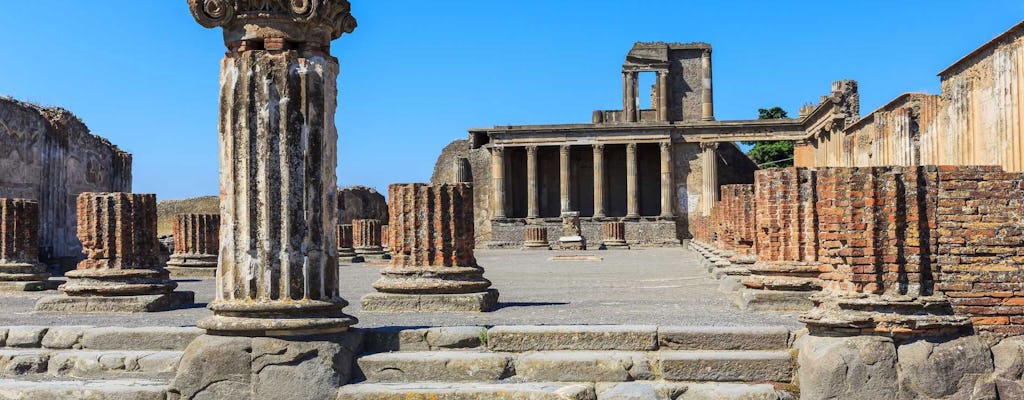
[516,352,653,382]
[40,326,89,349]
[81,327,203,351]
[896,336,996,400]
[487,325,658,352]
[659,351,794,382]
[797,335,898,400]
[335,382,597,400]
[357,352,511,382]
[678,383,794,400]
[658,326,790,351]
[6,327,48,348]
[993,336,1024,399]
[595,382,686,400]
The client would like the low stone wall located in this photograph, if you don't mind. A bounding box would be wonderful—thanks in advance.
[488,219,680,249]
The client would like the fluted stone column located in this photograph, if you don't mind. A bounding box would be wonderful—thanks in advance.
[353,219,387,261]
[0,199,50,291]
[491,147,507,219]
[657,70,670,122]
[626,143,640,219]
[701,49,715,121]
[36,193,193,312]
[186,0,357,337]
[560,145,571,214]
[380,224,390,254]
[454,157,471,183]
[337,224,357,261]
[166,214,220,278]
[523,226,550,251]
[362,183,498,312]
[593,144,606,218]
[624,72,638,123]
[601,221,629,250]
[701,142,720,216]
[660,142,675,218]
[527,146,539,219]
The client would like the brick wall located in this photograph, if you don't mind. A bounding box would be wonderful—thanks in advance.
[754,168,817,263]
[717,185,756,255]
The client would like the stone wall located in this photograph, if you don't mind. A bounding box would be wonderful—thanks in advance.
[0,97,131,268]
[753,168,817,263]
[338,186,388,225]
[709,185,755,255]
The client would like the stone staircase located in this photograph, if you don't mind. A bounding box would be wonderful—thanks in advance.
[0,325,201,400]
[339,325,798,400]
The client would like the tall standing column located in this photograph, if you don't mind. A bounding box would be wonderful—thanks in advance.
[491,147,507,219]
[593,144,606,218]
[527,146,539,219]
[626,143,640,219]
[187,0,358,336]
[660,142,675,218]
[560,145,571,214]
[657,70,670,122]
[0,199,50,291]
[624,72,638,123]
[701,142,720,216]
[701,49,715,121]
[166,214,220,278]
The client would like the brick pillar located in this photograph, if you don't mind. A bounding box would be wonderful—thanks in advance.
[0,199,50,291]
[353,219,385,257]
[337,224,356,258]
[363,183,498,312]
[166,214,220,277]
[601,221,629,250]
[380,224,390,253]
[523,226,550,250]
[37,193,193,312]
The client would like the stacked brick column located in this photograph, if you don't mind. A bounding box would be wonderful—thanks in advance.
[0,199,50,291]
[337,224,356,258]
[717,185,756,256]
[601,222,629,250]
[380,224,390,254]
[523,226,550,250]
[36,193,193,312]
[166,214,220,277]
[362,183,498,312]
[353,219,385,259]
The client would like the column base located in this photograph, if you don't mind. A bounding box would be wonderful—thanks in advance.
[0,280,49,292]
[167,254,217,278]
[361,289,499,313]
[0,262,52,291]
[35,291,195,313]
[166,266,217,278]
[199,300,357,337]
[558,236,586,251]
[800,294,973,339]
[62,268,178,296]
[600,240,630,250]
[522,242,551,251]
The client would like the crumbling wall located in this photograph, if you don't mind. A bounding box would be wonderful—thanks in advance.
[431,139,492,244]
[753,168,817,263]
[337,186,388,225]
[713,185,755,255]
[0,97,131,268]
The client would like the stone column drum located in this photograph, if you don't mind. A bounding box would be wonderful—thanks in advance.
[362,183,498,312]
[353,219,387,261]
[36,193,194,312]
[522,226,550,251]
[601,221,629,250]
[337,224,358,262]
[166,214,220,277]
[0,199,50,291]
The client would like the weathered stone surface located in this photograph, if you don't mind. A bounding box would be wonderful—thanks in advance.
[658,326,790,351]
[600,222,629,250]
[337,224,357,258]
[523,227,550,250]
[81,327,203,351]
[5,327,48,348]
[40,326,88,350]
[896,336,996,400]
[488,326,657,352]
[0,351,48,376]
[171,335,251,400]
[336,382,597,400]
[361,290,498,313]
[425,327,486,350]
[361,327,484,353]
[353,219,384,255]
[797,335,898,400]
[557,213,585,251]
[357,352,511,382]
[660,351,794,382]
[678,383,793,400]
[993,336,1024,399]
[338,186,389,225]
[45,350,181,378]
[516,352,652,382]
[35,292,195,313]
[733,289,815,312]
[595,382,686,400]
[166,214,219,277]
[0,379,166,400]
[0,199,50,290]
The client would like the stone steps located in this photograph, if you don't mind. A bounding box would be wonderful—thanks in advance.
[0,378,168,400]
[337,382,794,400]
[0,349,180,380]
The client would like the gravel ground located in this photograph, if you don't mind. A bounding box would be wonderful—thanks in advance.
[0,249,801,329]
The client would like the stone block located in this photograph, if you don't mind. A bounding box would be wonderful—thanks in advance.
[658,326,790,351]
[40,326,89,349]
[659,351,794,382]
[335,382,597,400]
[993,336,1024,399]
[488,325,658,352]
[0,351,49,376]
[35,292,195,313]
[81,327,203,351]
[361,290,498,313]
[733,289,815,312]
[594,382,687,400]
[357,352,511,382]
[678,383,794,400]
[0,378,168,400]
[516,352,653,382]
[5,327,48,348]
[896,335,996,400]
[797,335,898,400]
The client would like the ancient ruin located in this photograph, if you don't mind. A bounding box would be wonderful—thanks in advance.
[337,185,388,224]
[362,183,498,312]
[35,193,193,312]
[0,98,131,269]
[601,221,629,250]
[522,226,550,250]
[165,214,219,277]
[352,219,387,261]
[0,199,51,291]
[337,224,358,262]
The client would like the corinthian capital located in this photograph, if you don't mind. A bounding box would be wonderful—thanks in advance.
[188,0,357,48]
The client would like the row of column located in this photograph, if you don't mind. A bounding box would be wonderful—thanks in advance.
[622,70,671,122]
[491,142,675,220]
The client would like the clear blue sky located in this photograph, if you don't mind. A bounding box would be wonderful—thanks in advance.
[1,1,1021,200]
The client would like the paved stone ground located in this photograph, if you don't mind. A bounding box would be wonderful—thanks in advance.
[0,249,801,328]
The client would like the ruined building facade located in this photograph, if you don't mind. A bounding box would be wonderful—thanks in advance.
[0,98,132,267]
[797,21,1024,172]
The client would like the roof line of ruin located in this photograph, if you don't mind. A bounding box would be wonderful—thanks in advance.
[842,92,936,132]
[937,19,1024,77]
[0,96,130,156]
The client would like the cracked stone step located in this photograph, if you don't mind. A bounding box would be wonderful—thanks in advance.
[357,352,512,382]
[336,382,596,400]
[658,327,791,351]
[0,349,181,379]
[515,352,654,382]
[660,351,795,383]
[487,325,658,352]
[0,378,168,400]
[595,382,795,400]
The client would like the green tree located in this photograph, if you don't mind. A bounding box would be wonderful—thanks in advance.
[742,107,794,168]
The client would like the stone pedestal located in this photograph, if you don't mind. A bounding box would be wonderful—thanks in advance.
[353,219,388,261]
[558,212,585,251]
[166,214,220,278]
[522,226,550,251]
[362,183,498,312]
[0,199,51,291]
[337,224,361,263]
[36,193,194,312]
[600,221,629,250]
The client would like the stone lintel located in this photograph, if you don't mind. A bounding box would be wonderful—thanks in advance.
[361,290,499,313]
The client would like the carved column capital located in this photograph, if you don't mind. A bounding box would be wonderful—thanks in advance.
[560,145,571,156]
[526,145,538,155]
[593,143,605,152]
[660,141,672,152]
[491,146,505,157]
[188,0,357,49]
[700,142,719,152]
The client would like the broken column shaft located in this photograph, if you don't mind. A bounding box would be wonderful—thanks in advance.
[166,214,220,277]
[0,199,50,291]
[362,183,498,312]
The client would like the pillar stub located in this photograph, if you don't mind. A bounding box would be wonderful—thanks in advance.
[0,199,51,291]
[600,221,629,250]
[558,212,586,250]
[166,214,220,278]
[523,226,551,251]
